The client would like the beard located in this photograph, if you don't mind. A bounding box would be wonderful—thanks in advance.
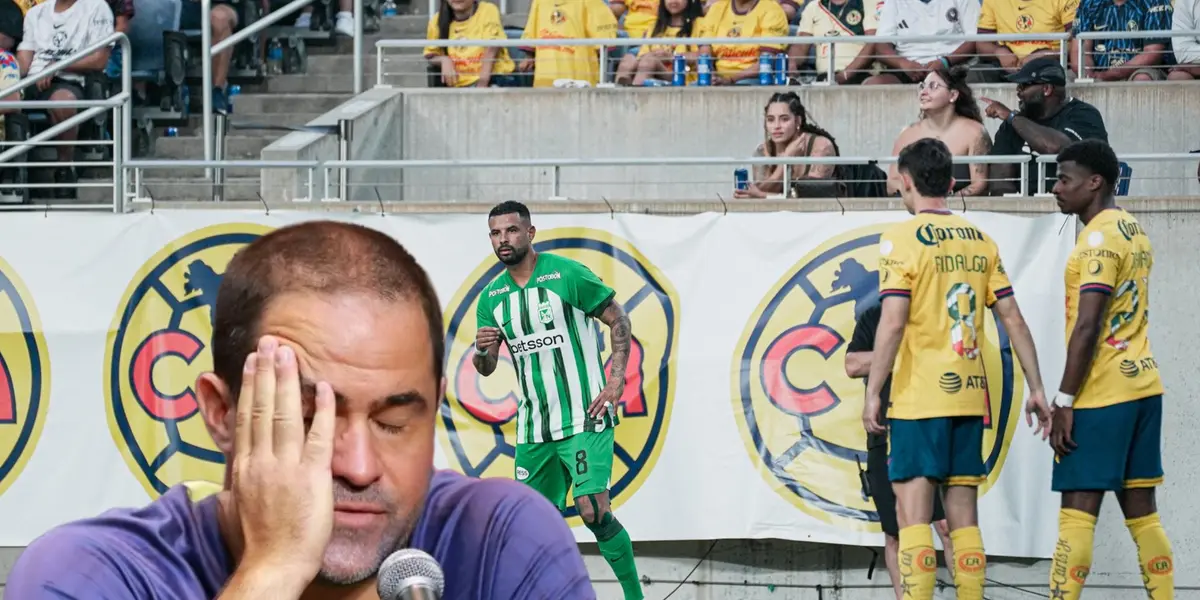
[314,481,424,586]
[497,244,527,265]
[1019,97,1045,120]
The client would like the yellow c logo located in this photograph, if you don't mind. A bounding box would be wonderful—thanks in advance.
[440,228,679,527]
[0,257,50,499]
[104,223,273,497]
[731,225,1023,532]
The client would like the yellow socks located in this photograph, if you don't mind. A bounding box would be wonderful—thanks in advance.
[1127,513,1174,600]
[897,524,937,600]
[950,526,986,600]
[1050,508,1096,600]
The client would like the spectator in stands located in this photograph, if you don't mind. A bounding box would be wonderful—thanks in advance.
[518,0,618,87]
[792,0,879,84]
[0,0,20,142]
[735,91,841,198]
[888,66,991,196]
[866,0,978,85]
[696,0,788,85]
[614,0,702,85]
[972,0,1077,83]
[1070,0,1172,81]
[16,0,113,195]
[1169,0,1200,79]
[294,0,355,37]
[103,0,130,78]
[981,57,1108,195]
[703,0,802,23]
[610,0,658,42]
[179,0,236,113]
[424,0,516,87]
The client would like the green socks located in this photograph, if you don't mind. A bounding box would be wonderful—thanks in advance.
[590,512,643,600]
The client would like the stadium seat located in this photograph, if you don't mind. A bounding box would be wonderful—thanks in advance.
[1116,161,1132,197]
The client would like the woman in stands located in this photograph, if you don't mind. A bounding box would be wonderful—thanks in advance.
[887,65,992,196]
[424,0,516,87]
[734,91,842,198]
[614,0,703,86]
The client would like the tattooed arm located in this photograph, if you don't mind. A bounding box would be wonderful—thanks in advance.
[598,298,632,392]
[964,125,994,197]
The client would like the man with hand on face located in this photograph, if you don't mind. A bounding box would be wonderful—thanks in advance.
[6,221,595,600]
[980,57,1108,197]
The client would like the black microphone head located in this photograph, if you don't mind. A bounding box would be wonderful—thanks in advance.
[377,548,445,599]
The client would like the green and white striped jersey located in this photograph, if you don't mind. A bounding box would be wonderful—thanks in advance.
[476,253,617,444]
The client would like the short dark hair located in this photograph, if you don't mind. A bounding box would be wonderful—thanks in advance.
[211,221,444,393]
[1057,139,1120,192]
[488,201,531,221]
[897,138,954,198]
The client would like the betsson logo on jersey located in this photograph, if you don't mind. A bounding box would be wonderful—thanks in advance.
[507,331,567,355]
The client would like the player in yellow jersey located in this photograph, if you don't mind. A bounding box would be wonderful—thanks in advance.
[865,138,1050,600]
[1047,139,1175,600]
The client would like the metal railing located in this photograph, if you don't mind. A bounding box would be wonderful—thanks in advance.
[1071,29,1199,81]
[0,32,132,212]
[201,0,365,173]
[1033,152,1200,195]
[379,29,1200,88]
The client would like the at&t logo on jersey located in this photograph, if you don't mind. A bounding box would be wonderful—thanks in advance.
[0,257,50,500]
[440,227,679,526]
[730,225,1023,531]
[104,224,272,497]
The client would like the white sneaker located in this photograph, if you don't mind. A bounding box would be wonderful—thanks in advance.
[335,12,354,36]
[294,12,312,28]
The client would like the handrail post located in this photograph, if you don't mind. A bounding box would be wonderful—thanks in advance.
[213,113,227,202]
[201,0,213,179]
[338,118,352,201]
[354,0,364,94]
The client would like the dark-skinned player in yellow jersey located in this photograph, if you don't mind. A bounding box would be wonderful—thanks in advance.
[865,138,1052,600]
[1047,139,1175,600]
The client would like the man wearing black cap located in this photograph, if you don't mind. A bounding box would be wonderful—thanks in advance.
[980,57,1109,196]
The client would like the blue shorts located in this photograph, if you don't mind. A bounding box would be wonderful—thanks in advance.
[888,416,985,486]
[1052,395,1164,492]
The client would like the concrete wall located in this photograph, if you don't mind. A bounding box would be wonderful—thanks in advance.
[2,198,1199,599]
[389,83,1200,202]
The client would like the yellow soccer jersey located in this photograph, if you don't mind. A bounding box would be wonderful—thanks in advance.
[425,2,515,88]
[696,0,790,77]
[614,0,660,40]
[978,0,1078,59]
[1064,209,1163,409]
[521,0,619,87]
[878,211,1013,420]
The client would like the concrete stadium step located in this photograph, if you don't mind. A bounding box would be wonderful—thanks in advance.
[212,112,327,131]
[263,74,358,93]
[156,135,277,160]
[230,93,347,114]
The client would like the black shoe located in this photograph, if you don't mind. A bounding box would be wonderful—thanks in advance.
[54,167,78,200]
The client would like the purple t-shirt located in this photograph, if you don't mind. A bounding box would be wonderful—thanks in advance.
[7,470,595,600]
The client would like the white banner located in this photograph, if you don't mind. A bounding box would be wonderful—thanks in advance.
[0,210,1071,558]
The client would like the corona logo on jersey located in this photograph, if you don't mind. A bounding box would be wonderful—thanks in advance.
[104,224,273,498]
[441,227,678,526]
[0,257,50,500]
[731,224,1024,532]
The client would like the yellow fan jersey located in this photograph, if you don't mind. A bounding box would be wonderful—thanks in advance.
[636,25,699,83]
[878,211,1013,420]
[424,2,515,88]
[1064,209,1163,409]
[695,0,789,77]
[614,0,660,40]
[521,0,619,87]
[978,0,1078,59]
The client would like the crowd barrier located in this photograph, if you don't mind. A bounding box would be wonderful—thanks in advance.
[376,29,1200,87]
[0,208,1072,558]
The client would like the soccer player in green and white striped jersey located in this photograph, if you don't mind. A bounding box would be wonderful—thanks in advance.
[472,201,643,600]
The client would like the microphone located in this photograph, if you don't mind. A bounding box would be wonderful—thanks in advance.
[376,548,446,600]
